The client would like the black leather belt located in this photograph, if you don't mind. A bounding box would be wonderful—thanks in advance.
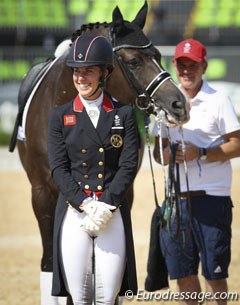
[180,190,206,200]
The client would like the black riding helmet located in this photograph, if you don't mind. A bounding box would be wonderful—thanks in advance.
[67,34,114,74]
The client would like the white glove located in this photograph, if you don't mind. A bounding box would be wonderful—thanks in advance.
[80,198,116,225]
[80,215,101,232]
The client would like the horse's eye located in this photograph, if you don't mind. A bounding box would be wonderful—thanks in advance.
[126,58,141,70]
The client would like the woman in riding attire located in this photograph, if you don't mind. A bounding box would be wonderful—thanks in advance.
[48,34,139,305]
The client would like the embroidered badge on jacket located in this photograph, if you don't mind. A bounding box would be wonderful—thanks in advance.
[110,134,123,148]
[110,115,124,148]
[64,115,76,125]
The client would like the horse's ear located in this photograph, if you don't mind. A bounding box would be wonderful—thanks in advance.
[112,5,124,30]
[132,0,148,29]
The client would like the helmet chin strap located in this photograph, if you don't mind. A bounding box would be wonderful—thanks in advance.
[86,85,102,99]
[85,66,107,99]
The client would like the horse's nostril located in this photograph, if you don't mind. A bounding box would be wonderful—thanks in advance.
[172,100,184,110]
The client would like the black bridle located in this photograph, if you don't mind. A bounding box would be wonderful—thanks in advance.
[109,27,171,115]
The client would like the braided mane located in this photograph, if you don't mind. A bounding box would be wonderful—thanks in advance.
[71,22,110,42]
[70,20,159,61]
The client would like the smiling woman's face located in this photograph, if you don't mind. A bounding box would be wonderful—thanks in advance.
[72,66,103,100]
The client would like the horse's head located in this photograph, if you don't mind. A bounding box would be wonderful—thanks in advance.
[65,1,189,125]
[108,1,189,126]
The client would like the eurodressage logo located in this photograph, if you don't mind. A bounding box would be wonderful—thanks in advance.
[124,289,240,303]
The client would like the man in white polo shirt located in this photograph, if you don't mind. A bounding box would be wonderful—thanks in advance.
[153,39,240,305]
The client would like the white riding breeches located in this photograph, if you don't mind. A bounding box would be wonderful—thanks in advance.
[60,206,126,305]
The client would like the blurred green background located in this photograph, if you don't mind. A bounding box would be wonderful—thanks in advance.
[1,0,240,146]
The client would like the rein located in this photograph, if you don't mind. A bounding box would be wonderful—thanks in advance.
[145,117,192,252]
[145,123,181,239]
[109,27,171,116]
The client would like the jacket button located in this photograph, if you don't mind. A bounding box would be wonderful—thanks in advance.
[84,184,90,190]
[84,174,89,179]
[81,148,87,154]
[98,173,103,178]
[99,147,104,153]
[82,162,88,167]
[97,185,103,191]
[98,161,103,166]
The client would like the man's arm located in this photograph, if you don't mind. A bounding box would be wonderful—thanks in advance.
[206,130,240,162]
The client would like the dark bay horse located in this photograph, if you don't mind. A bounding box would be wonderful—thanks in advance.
[9,2,188,304]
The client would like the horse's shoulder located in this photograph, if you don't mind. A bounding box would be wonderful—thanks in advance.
[111,98,132,111]
[51,100,74,116]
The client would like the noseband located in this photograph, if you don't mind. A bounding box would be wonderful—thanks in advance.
[136,71,171,112]
[109,28,171,115]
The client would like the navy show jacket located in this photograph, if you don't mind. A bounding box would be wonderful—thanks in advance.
[48,92,139,296]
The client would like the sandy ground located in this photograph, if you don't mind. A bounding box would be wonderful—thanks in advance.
[0,149,240,305]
